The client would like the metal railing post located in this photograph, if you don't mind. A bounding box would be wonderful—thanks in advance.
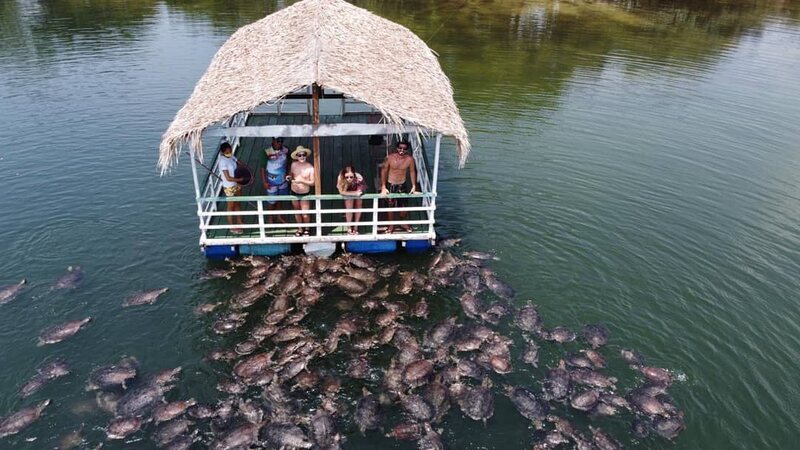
[257,200,265,239]
[315,198,322,236]
[429,134,442,235]
[372,197,379,235]
[188,149,208,242]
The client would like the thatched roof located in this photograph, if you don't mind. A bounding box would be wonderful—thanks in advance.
[158,0,470,173]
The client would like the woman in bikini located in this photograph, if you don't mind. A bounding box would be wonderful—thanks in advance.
[337,166,366,235]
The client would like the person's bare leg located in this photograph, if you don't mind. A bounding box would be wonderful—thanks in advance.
[386,208,395,233]
[301,200,312,234]
[400,209,411,232]
[235,202,245,227]
[292,199,303,234]
[345,199,354,233]
[227,202,237,231]
[354,199,362,234]
[277,202,288,224]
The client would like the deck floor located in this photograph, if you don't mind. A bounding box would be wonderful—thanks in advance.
[205,113,427,240]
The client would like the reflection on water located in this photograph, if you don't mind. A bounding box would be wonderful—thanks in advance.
[1,0,800,449]
[4,0,797,114]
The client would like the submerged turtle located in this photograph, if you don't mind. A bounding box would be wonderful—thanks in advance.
[0,279,26,305]
[570,368,617,389]
[589,426,623,450]
[403,359,434,389]
[542,326,576,343]
[515,303,543,333]
[354,389,382,434]
[505,386,550,423]
[581,324,609,348]
[87,358,137,391]
[152,399,196,425]
[652,413,685,439]
[521,342,540,367]
[106,416,142,440]
[0,399,51,438]
[263,423,313,449]
[400,394,435,422]
[21,359,71,398]
[459,380,494,424]
[542,361,570,401]
[569,389,600,412]
[620,348,645,366]
[387,422,424,441]
[38,318,92,346]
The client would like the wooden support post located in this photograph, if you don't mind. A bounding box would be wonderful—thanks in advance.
[312,84,322,195]
[312,84,322,236]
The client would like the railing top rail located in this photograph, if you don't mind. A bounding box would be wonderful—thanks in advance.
[199,192,436,202]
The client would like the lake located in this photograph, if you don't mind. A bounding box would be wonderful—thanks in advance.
[1,0,799,448]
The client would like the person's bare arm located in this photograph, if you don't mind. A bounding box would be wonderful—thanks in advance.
[260,167,268,188]
[337,178,360,195]
[380,158,390,195]
[223,169,241,183]
[408,160,418,194]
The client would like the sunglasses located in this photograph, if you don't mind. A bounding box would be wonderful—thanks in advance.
[344,175,354,179]
[397,147,408,151]
[296,153,307,158]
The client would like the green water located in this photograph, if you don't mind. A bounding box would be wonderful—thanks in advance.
[1,0,799,448]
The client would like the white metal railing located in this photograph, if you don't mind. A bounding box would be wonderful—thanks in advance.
[190,110,443,247]
[409,134,435,235]
[196,193,436,245]
[196,112,251,240]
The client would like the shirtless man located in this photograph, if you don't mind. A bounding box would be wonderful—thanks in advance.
[380,141,417,234]
[286,145,315,236]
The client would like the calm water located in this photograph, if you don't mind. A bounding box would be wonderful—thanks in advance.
[1,0,800,448]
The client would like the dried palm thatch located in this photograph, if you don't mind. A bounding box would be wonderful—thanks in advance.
[158,0,470,174]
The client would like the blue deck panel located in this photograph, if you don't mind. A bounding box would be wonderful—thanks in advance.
[239,244,291,256]
[204,245,238,260]
[346,240,398,254]
[404,239,433,253]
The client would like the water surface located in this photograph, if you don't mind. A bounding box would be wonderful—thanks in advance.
[1,0,799,448]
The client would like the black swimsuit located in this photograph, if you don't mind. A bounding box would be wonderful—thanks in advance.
[387,183,408,207]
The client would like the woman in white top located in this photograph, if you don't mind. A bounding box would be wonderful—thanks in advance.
[217,142,245,234]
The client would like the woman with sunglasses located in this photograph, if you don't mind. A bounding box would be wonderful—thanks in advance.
[336,166,366,235]
[286,146,315,236]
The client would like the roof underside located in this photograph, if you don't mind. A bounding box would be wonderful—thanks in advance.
[158,0,470,173]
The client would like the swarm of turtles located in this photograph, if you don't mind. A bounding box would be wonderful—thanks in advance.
[0,244,686,448]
